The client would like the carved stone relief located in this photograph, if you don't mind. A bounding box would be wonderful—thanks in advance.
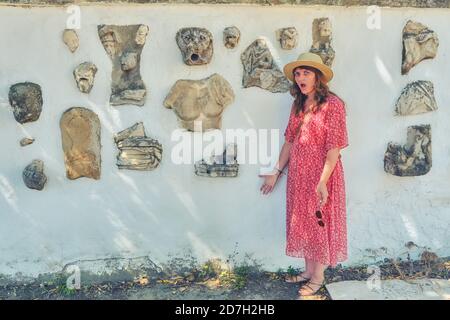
[20,138,34,147]
[310,17,335,67]
[8,82,43,124]
[195,143,238,177]
[60,107,101,180]
[402,20,439,75]
[63,29,79,53]
[223,26,240,49]
[176,27,213,65]
[114,122,162,170]
[23,160,47,190]
[98,24,148,106]
[240,39,290,93]
[73,62,98,94]
[395,81,437,116]
[276,27,298,50]
[384,125,431,177]
[163,73,235,132]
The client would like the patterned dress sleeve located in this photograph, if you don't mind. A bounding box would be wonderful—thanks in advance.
[325,97,349,152]
[284,103,299,143]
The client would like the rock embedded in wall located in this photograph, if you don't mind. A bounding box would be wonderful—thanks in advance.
[73,62,98,94]
[60,107,101,180]
[20,138,35,147]
[401,20,439,75]
[223,26,240,49]
[98,24,149,106]
[114,122,162,170]
[395,81,437,116]
[176,27,213,65]
[276,27,298,50]
[8,82,43,124]
[384,125,431,177]
[241,39,290,93]
[195,143,239,177]
[63,29,79,53]
[22,159,47,190]
[164,73,235,132]
[310,17,335,67]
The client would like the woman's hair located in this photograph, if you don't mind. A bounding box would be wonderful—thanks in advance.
[290,65,342,116]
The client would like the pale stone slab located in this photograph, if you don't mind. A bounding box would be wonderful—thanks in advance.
[326,279,450,300]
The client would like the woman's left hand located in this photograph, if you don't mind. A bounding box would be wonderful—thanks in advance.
[316,181,328,208]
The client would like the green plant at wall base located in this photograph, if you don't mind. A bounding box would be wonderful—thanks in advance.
[50,273,78,297]
[56,284,77,296]
[218,270,247,290]
[198,262,217,279]
[286,265,299,276]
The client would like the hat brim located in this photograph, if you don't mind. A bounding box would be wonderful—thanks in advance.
[283,60,333,83]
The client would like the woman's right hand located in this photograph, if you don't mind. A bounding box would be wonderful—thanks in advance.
[258,170,281,195]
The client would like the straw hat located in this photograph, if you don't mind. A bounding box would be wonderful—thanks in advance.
[283,52,333,83]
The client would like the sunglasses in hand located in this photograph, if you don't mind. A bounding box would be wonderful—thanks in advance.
[315,210,325,227]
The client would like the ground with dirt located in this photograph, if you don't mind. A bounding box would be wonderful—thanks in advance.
[1,255,448,300]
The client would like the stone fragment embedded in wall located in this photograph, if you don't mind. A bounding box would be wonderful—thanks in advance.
[98,24,148,106]
[402,20,439,75]
[395,81,437,116]
[22,159,47,190]
[240,39,290,93]
[310,17,334,67]
[163,73,235,132]
[60,107,101,180]
[63,29,79,53]
[195,143,238,177]
[114,122,162,170]
[384,125,431,177]
[223,26,240,49]
[8,82,43,124]
[20,138,34,147]
[176,27,213,65]
[276,27,298,50]
[73,62,98,94]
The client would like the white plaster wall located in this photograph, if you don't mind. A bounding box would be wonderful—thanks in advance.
[0,4,449,277]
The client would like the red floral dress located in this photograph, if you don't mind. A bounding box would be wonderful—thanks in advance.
[284,94,349,267]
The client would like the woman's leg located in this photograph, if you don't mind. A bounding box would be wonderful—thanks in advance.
[298,260,327,295]
[301,258,313,278]
[310,261,327,282]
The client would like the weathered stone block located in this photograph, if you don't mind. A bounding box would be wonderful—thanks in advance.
[114,122,162,170]
[60,107,101,180]
[23,159,47,190]
[402,20,439,75]
[241,38,290,93]
[8,82,43,124]
[384,125,431,177]
[223,26,240,49]
[98,24,149,106]
[195,143,239,177]
[73,62,98,94]
[164,73,234,132]
[310,17,335,67]
[395,81,437,116]
[176,27,213,65]
[276,27,298,50]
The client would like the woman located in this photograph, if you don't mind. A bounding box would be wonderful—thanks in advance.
[259,52,349,297]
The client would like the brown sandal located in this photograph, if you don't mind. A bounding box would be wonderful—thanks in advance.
[285,274,310,283]
[298,280,326,296]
